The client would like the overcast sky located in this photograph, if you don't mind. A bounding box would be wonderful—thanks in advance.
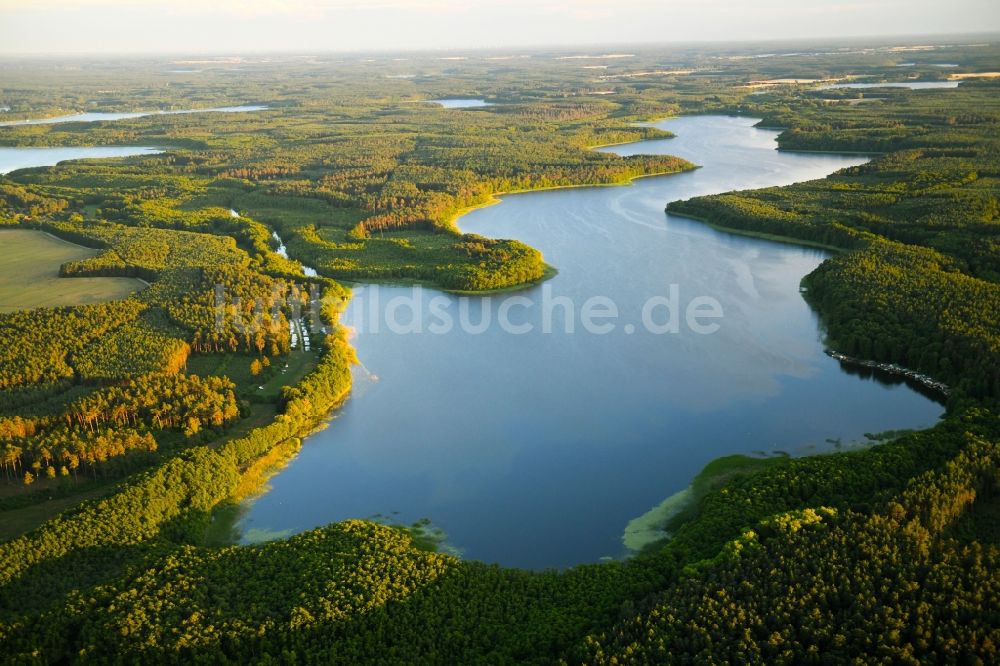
[0,0,997,55]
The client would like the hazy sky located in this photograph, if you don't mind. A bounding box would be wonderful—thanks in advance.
[0,0,997,55]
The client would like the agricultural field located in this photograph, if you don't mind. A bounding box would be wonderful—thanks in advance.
[0,229,142,311]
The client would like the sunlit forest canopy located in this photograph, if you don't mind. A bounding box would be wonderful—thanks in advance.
[0,36,998,663]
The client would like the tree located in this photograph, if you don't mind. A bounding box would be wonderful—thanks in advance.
[184,417,202,438]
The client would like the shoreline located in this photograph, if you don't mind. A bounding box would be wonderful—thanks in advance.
[325,162,698,298]
[336,263,559,297]
[0,105,267,127]
[623,454,789,555]
[778,147,885,156]
[448,163,701,233]
[223,382,353,545]
[584,124,678,150]
[663,208,846,253]
[237,115,931,560]
[825,349,950,398]
[662,210,951,405]
[234,127,702,546]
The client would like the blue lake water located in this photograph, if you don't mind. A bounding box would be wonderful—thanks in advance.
[0,146,162,174]
[0,105,266,127]
[431,98,492,108]
[237,115,944,569]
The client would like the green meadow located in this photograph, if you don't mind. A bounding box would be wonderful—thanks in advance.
[0,229,143,312]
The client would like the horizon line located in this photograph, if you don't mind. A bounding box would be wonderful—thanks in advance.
[0,31,997,59]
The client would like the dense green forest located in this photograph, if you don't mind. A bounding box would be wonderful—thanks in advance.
[0,40,998,663]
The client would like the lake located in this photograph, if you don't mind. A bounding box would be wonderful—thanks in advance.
[819,81,959,90]
[431,99,492,108]
[0,146,162,174]
[237,115,944,569]
[0,105,266,126]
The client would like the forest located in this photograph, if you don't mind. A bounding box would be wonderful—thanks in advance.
[668,80,1000,403]
[0,39,998,663]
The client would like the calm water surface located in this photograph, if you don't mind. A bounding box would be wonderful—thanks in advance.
[238,116,943,569]
[431,98,492,108]
[819,81,959,90]
[0,105,266,126]
[0,146,162,174]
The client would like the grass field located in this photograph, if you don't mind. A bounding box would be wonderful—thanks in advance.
[0,229,144,312]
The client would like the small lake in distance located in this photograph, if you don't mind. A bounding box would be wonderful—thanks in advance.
[237,115,944,569]
[430,99,492,108]
[0,105,266,126]
[0,146,162,174]
[819,81,959,90]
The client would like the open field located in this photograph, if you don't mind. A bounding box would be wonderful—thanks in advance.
[948,71,1000,79]
[0,229,143,311]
